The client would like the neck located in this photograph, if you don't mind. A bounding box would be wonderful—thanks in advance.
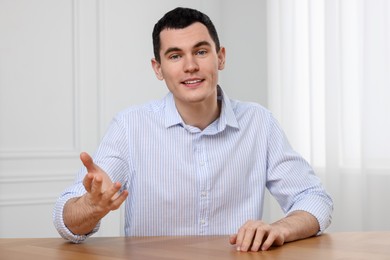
[175,98,221,131]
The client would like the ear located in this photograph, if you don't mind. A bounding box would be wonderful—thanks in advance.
[217,47,226,70]
[151,58,164,80]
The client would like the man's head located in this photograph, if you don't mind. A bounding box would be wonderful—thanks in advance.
[152,7,221,63]
[151,7,226,115]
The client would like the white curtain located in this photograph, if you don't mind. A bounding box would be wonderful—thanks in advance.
[267,0,390,231]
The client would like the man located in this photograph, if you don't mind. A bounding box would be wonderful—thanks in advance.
[53,7,333,252]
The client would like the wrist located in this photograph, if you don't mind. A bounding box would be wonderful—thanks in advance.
[79,194,108,220]
[271,219,291,241]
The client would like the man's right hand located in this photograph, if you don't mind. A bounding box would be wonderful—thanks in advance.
[80,152,128,214]
[63,152,128,235]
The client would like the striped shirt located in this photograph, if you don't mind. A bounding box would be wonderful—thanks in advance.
[53,87,333,243]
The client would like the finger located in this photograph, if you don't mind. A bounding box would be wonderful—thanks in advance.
[90,175,103,197]
[235,227,246,251]
[109,190,129,210]
[80,152,99,173]
[83,172,94,193]
[251,230,266,252]
[240,227,259,252]
[90,182,122,209]
[263,230,285,251]
[102,181,122,200]
[261,232,278,251]
[229,234,237,245]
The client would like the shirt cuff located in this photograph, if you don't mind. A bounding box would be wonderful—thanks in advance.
[53,194,100,243]
[287,194,333,235]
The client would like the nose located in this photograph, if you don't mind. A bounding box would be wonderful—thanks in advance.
[183,56,199,73]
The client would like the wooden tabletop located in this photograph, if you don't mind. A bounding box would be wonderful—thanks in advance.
[0,232,389,259]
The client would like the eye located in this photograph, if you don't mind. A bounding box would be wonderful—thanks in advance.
[169,54,181,60]
[196,49,208,56]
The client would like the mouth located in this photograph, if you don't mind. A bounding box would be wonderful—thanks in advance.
[181,79,204,88]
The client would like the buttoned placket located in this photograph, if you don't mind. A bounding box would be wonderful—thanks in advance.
[193,133,210,234]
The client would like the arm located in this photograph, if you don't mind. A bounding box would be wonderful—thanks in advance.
[229,210,319,251]
[229,114,332,252]
[63,152,128,235]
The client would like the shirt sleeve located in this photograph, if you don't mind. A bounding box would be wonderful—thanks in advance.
[53,115,130,242]
[52,187,101,243]
[265,114,333,233]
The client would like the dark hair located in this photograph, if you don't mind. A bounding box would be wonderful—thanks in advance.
[152,7,221,63]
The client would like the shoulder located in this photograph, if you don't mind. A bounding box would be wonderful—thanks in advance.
[114,98,166,122]
[230,99,273,121]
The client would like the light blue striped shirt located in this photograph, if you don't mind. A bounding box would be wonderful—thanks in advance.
[53,87,333,243]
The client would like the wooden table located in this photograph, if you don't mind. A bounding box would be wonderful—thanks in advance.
[0,232,389,259]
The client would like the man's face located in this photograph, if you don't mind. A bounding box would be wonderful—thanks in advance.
[152,22,225,110]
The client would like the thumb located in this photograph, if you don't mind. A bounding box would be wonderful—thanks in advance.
[80,152,98,173]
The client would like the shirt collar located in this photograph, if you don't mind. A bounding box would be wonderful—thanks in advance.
[164,92,183,128]
[217,86,239,130]
[164,86,239,131]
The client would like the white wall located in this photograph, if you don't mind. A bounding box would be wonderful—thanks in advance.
[0,0,267,238]
[219,1,267,106]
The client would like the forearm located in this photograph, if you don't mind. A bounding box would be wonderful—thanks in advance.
[63,196,107,235]
[271,210,320,242]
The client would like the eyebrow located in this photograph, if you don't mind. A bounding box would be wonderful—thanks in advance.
[194,40,212,49]
[163,41,212,57]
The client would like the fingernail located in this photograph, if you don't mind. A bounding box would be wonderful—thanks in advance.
[236,247,241,251]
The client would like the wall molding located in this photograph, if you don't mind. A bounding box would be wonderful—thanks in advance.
[0,173,74,184]
[0,150,80,159]
[72,0,81,151]
[97,0,105,138]
[0,195,60,207]
[0,0,81,156]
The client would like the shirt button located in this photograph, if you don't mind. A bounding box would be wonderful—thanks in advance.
[200,219,206,225]
[201,191,207,197]
[200,161,205,166]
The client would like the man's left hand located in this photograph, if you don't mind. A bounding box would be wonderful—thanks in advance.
[229,220,286,252]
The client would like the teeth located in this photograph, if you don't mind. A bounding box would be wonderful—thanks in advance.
[184,79,202,84]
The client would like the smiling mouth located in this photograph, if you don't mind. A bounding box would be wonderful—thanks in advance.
[182,79,204,87]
